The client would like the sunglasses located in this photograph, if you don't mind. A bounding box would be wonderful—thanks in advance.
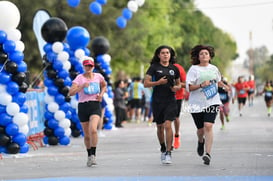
[84,65,93,67]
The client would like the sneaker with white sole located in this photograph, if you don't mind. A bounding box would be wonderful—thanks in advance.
[202,153,211,165]
[164,151,172,164]
[161,152,166,164]
[87,155,97,167]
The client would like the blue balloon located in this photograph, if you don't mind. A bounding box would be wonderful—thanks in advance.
[13,92,27,106]
[54,127,65,138]
[53,60,63,71]
[58,69,69,79]
[46,52,56,63]
[0,72,10,84]
[19,143,29,153]
[116,16,127,29]
[122,8,133,20]
[43,136,48,144]
[44,110,54,120]
[0,30,7,44]
[43,43,52,53]
[66,26,90,50]
[47,86,58,96]
[60,102,70,112]
[48,118,59,129]
[0,105,6,113]
[54,94,65,104]
[104,123,112,130]
[20,104,28,113]
[8,51,24,63]
[59,136,70,145]
[0,113,13,126]
[44,78,53,87]
[6,123,19,136]
[0,146,7,153]
[67,0,81,7]
[6,81,19,95]
[96,0,107,5]
[3,40,16,53]
[13,133,27,146]
[17,61,27,73]
[89,1,102,15]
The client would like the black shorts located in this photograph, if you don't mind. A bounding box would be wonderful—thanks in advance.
[237,97,247,105]
[152,100,177,125]
[191,105,219,129]
[78,101,101,122]
[176,99,183,117]
[130,98,142,109]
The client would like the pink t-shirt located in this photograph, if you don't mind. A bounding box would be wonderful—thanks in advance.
[72,73,105,103]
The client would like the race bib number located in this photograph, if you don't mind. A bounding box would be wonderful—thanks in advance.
[84,82,100,95]
[202,83,217,100]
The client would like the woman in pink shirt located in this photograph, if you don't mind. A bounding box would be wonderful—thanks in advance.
[69,56,107,167]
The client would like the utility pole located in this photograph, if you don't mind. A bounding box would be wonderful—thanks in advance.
[249,31,254,75]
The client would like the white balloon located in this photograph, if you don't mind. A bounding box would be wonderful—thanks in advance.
[19,124,29,135]
[59,118,71,129]
[127,1,138,12]
[103,54,111,63]
[62,60,71,71]
[70,97,78,109]
[13,112,28,126]
[54,110,66,121]
[6,28,21,41]
[0,85,7,93]
[15,40,25,52]
[136,0,145,7]
[64,128,71,137]
[44,94,54,104]
[74,49,85,59]
[6,102,20,116]
[47,102,59,113]
[52,42,64,53]
[0,92,12,105]
[57,51,69,62]
[0,1,20,30]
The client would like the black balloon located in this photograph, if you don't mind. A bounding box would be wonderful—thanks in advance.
[0,51,8,64]
[5,61,18,74]
[65,96,71,102]
[41,17,68,43]
[0,134,11,146]
[91,36,110,56]
[47,69,57,79]
[12,72,26,85]
[44,127,54,137]
[59,86,69,96]
[71,129,81,137]
[54,78,64,88]
[69,70,79,80]
[48,136,58,145]
[7,142,20,154]
[0,126,5,134]
[19,82,28,93]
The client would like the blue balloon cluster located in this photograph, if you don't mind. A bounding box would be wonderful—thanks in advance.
[116,8,133,29]
[0,29,30,154]
[41,18,73,146]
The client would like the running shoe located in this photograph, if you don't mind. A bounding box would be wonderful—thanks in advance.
[220,125,225,130]
[197,139,205,156]
[161,152,166,164]
[164,151,172,164]
[173,135,180,149]
[87,155,97,167]
[202,153,211,165]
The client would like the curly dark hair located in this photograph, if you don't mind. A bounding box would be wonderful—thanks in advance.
[190,45,215,65]
[150,45,176,65]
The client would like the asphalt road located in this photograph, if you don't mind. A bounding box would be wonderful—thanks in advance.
[0,95,273,181]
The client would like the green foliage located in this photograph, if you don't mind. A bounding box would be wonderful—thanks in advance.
[6,0,237,81]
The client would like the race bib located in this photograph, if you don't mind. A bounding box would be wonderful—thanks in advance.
[202,83,217,100]
[239,90,245,94]
[84,82,100,95]
[265,92,272,97]
[219,93,227,101]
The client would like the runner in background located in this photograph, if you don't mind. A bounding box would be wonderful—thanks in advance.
[247,75,256,107]
[234,76,249,117]
[260,80,273,117]
[218,77,231,130]
[173,62,186,149]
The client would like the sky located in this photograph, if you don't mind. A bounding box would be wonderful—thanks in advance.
[194,0,273,63]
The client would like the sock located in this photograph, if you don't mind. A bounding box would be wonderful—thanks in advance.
[206,152,211,158]
[160,143,166,153]
[87,148,92,157]
[268,107,272,114]
[90,147,96,156]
